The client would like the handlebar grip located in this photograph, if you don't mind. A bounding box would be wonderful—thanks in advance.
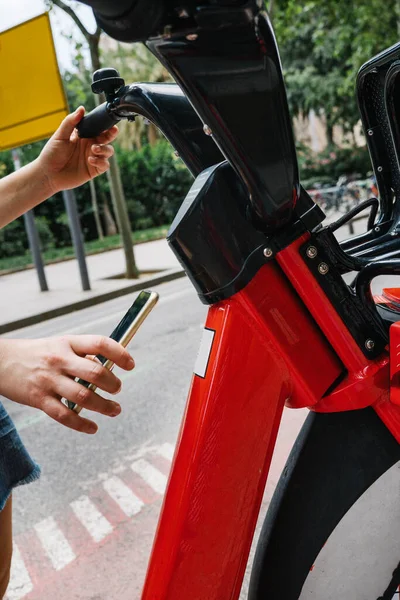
[76,104,121,138]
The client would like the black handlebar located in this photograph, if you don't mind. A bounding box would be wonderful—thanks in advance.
[77,104,121,138]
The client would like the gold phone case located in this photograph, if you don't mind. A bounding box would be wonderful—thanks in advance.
[64,290,159,413]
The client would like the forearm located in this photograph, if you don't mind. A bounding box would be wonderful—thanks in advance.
[0,159,53,228]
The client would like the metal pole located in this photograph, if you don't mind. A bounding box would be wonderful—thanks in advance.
[11,149,49,292]
[62,189,91,291]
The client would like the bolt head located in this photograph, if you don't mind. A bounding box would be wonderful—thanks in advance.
[306,245,318,259]
[263,247,273,258]
[186,33,198,41]
[365,339,375,350]
[203,124,212,136]
[374,226,380,232]
[318,262,329,275]
[368,129,373,136]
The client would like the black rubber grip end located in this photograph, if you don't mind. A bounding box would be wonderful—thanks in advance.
[76,104,121,138]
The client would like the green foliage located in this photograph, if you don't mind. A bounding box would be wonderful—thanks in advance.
[274,0,399,134]
[35,217,56,251]
[0,140,192,260]
[298,144,372,187]
[116,141,194,228]
[0,219,27,258]
[64,71,94,112]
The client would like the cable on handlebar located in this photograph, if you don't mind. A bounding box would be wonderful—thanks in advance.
[328,198,379,233]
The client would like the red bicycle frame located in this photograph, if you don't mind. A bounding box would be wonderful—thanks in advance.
[77,1,400,597]
[141,250,400,600]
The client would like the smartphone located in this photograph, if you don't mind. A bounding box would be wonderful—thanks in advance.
[63,290,159,413]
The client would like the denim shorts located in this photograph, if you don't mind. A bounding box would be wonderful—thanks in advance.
[0,401,40,512]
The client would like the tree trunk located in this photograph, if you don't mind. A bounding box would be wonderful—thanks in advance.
[395,0,400,38]
[101,191,118,236]
[326,122,335,147]
[90,35,138,277]
[89,37,101,72]
[51,3,138,276]
[89,179,104,240]
[268,0,275,20]
[147,122,158,146]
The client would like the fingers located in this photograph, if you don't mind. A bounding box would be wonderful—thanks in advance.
[88,143,114,174]
[94,125,119,145]
[53,376,122,417]
[41,397,99,435]
[88,156,110,174]
[54,106,85,141]
[66,335,135,371]
[91,144,114,159]
[66,356,122,394]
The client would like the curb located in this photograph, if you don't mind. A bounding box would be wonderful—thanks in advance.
[0,268,186,335]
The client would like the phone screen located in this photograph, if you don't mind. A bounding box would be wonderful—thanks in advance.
[96,291,152,364]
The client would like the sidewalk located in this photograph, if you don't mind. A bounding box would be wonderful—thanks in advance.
[0,239,184,333]
[0,210,370,334]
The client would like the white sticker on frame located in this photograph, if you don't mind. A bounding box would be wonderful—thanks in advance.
[194,328,215,379]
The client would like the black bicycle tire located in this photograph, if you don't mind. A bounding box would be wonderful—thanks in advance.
[248,407,400,600]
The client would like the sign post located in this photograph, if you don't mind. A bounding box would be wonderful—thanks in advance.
[0,13,90,291]
[11,149,48,292]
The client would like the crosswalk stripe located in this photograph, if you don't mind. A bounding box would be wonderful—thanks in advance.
[5,543,33,600]
[131,459,167,495]
[103,475,144,517]
[34,516,75,571]
[156,443,175,462]
[70,495,113,543]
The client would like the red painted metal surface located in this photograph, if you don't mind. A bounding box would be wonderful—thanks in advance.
[277,236,400,442]
[141,263,341,600]
[390,322,400,407]
[382,288,400,305]
[277,234,367,372]
[314,356,389,412]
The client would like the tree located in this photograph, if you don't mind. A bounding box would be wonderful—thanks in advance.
[48,0,139,278]
[273,0,399,144]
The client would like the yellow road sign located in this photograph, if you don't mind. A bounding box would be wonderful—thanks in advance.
[0,13,68,151]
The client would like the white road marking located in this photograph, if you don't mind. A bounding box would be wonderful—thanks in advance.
[131,459,167,495]
[34,516,75,571]
[156,442,175,462]
[5,544,33,600]
[103,476,144,517]
[70,495,113,543]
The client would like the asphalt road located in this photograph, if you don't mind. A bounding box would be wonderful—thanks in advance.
[2,277,207,533]
[2,273,397,600]
[2,276,307,600]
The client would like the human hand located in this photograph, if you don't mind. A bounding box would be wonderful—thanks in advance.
[37,107,119,195]
[0,335,135,434]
